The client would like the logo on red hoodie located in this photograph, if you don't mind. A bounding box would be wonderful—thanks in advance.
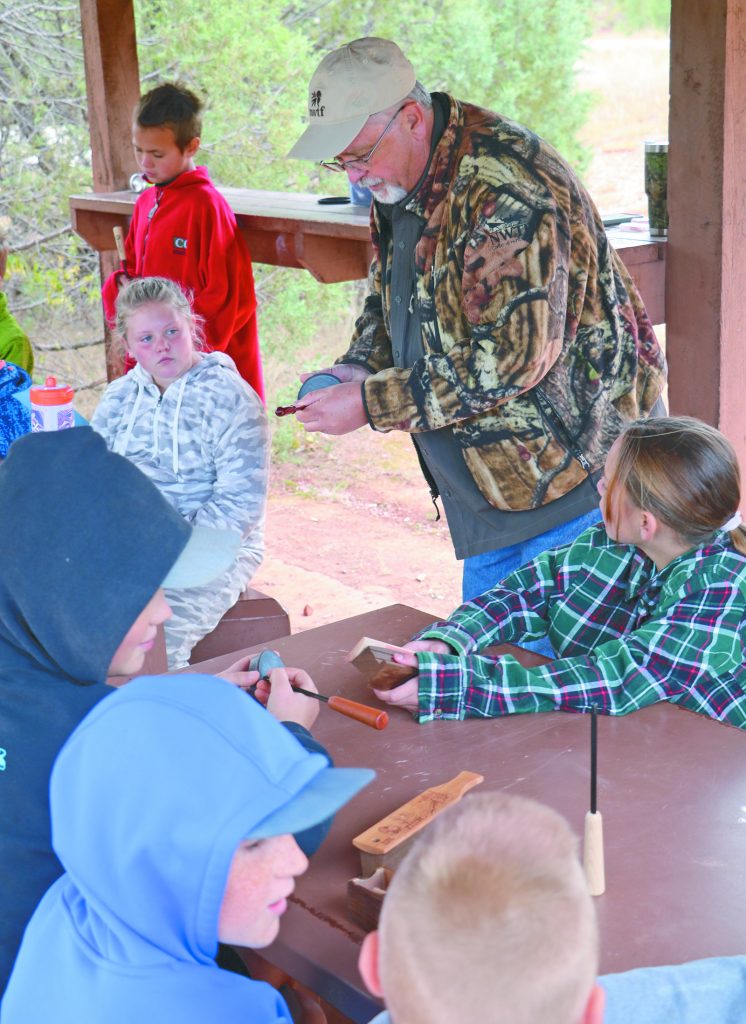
[172,236,188,254]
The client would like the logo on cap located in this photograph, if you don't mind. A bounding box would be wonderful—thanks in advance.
[309,89,325,117]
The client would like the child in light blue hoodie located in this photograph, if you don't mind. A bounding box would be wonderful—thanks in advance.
[2,674,373,1022]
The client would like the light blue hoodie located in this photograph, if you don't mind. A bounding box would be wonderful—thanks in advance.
[2,674,373,1022]
[367,956,746,1024]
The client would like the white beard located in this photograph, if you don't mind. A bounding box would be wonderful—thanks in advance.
[360,177,408,205]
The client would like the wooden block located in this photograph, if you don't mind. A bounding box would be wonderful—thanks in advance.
[346,867,392,932]
[353,770,484,876]
[347,636,417,691]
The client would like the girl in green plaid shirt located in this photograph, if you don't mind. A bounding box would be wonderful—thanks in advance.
[376,417,746,728]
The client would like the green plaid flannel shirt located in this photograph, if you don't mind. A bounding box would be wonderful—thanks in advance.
[413,525,746,727]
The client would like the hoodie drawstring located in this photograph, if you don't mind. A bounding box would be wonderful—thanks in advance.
[171,375,188,475]
[115,379,144,459]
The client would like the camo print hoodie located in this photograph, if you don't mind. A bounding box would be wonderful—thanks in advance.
[343,95,666,512]
[91,352,269,666]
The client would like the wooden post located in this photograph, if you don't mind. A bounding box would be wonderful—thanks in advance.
[79,0,140,191]
[667,0,746,463]
[79,0,141,378]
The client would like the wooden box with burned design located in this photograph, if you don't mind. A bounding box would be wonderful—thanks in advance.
[346,771,484,930]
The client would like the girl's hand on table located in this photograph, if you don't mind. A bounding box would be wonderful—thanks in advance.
[398,639,453,657]
[374,641,452,714]
[372,676,419,713]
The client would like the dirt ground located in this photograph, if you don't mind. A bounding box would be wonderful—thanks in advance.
[253,429,461,630]
[252,28,670,634]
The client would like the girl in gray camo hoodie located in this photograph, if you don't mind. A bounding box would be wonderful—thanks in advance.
[92,277,269,668]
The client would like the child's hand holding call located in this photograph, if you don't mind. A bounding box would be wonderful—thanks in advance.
[373,639,453,712]
[253,667,320,730]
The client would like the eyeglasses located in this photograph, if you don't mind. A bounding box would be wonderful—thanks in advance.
[319,106,405,173]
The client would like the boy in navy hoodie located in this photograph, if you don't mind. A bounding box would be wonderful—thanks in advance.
[0,428,327,993]
[101,82,264,400]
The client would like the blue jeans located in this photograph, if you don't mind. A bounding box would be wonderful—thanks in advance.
[461,506,601,657]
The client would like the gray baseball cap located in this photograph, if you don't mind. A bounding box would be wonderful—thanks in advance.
[288,37,416,161]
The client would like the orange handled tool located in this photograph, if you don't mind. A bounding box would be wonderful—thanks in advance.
[294,686,388,730]
[248,650,388,730]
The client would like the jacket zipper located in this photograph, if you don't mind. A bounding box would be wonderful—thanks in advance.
[140,186,163,265]
[532,385,594,479]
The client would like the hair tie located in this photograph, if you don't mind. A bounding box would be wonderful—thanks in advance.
[721,510,743,532]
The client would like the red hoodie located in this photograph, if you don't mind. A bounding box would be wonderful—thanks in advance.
[101,167,264,401]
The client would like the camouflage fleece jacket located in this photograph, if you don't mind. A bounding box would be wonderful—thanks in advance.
[341,95,667,512]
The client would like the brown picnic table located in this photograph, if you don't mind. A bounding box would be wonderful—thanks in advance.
[188,602,746,1022]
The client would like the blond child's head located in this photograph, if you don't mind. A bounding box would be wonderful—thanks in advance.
[114,276,203,347]
[115,277,205,392]
[359,792,602,1024]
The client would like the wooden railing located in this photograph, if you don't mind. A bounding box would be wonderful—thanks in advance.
[69,188,665,322]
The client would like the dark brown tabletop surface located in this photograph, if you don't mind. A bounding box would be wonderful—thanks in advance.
[189,603,746,1022]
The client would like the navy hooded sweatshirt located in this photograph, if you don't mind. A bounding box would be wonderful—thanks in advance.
[1,674,373,1022]
[0,427,197,992]
[0,428,334,993]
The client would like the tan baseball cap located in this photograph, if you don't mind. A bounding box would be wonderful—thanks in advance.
[288,37,416,161]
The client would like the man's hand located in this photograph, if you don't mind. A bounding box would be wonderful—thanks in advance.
[253,666,320,730]
[295,381,369,435]
[300,365,371,384]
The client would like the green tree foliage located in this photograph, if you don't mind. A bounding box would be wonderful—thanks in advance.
[0,2,105,398]
[289,0,592,169]
[610,0,669,32]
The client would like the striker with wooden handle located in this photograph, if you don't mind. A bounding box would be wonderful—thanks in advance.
[112,226,127,272]
[583,705,606,895]
[248,650,388,730]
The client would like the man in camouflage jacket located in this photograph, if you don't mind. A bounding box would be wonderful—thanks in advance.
[289,38,666,601]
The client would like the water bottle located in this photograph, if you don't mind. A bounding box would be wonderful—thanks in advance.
[29,376,75,431]
[644,141,668,238]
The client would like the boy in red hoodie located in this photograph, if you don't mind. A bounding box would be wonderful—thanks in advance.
[101,82,264,401]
